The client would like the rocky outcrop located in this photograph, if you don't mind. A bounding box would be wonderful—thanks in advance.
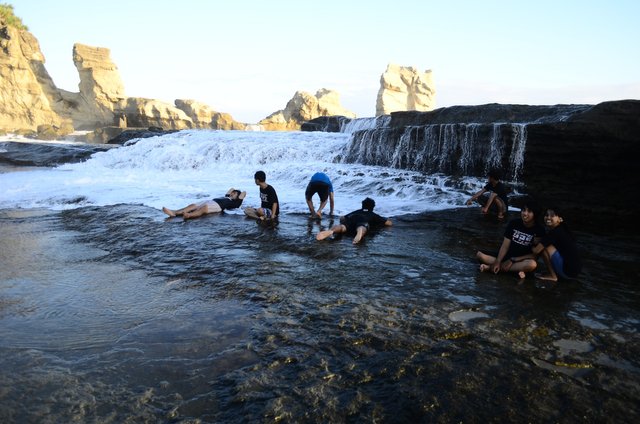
[175,99,246,130]
[376,63,436,116]
[259,89,356,131]
[0,17,73,137]
[339,100,640,229]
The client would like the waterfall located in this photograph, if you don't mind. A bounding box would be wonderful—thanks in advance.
[344,122,528,181]
[340,116,391,133]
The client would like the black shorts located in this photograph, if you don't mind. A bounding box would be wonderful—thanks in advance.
[305,181,330,202]
[344,218,369,234]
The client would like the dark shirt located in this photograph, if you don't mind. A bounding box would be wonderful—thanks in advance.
[213,196,242,211]
[504,218,545,258]
[260,185,279,216]
[343,209,388,233]
[484,181,509,205]
[541,224,582,277]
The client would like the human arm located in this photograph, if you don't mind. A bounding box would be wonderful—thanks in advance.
[492,237,511,273]
[467,188,487,205]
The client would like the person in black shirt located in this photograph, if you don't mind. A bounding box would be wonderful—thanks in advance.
[316,197,392,244]
[244,170,279,221]
[531,207,582,282]
[162,188,245,219]
[475,197,545,279]
[466,169,510,220]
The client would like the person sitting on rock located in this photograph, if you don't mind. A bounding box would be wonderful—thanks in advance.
[316,197,392,244]
[475,197,545,279]
[466,169,510,220]
[162,188,246,219]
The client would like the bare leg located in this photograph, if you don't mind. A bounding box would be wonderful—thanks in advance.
[495,198,507,220]
[163,203,198,217]
[316,224,346,241]
[536,246,558,281]
[352,226,367,244]
[306,199,316,219]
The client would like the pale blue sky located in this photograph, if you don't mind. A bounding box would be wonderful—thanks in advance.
[12,0,640,123]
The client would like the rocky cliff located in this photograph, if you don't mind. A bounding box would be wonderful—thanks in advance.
[304,100,640,229]
[376,63,436,116]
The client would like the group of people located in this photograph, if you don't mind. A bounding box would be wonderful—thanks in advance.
[162,171,392,245]
[468,171,582,283]
[162,168,581,282]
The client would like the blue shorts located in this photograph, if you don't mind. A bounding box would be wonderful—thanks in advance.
[550,251,569,279]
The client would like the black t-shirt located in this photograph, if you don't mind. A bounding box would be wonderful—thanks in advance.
[504,218,545,257]
[260,185,279,216]
[541,224,582,277]
[213,196,242,210]
[343,209,388,232]
[484,181,509,205]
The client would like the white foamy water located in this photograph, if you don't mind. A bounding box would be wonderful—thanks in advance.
[0,130,485,216]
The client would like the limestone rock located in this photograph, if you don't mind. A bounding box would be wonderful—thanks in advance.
[120,97,194,130]
[174,99,246,130]
[0,19,72,132]
[259,89,355,131]
[376,63,436,116]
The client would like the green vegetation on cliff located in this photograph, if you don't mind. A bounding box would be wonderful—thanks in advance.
[0,3,28,30]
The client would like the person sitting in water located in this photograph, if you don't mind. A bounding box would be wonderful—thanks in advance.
[162,188,246,219]
[466,169,510,220]
[531,207,582,282]
[316,197,392,244]
[305,171,335,219]
[244,170,280,221]
[475,197,545,279]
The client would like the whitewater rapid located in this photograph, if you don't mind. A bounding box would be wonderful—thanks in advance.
[0,130,486,216]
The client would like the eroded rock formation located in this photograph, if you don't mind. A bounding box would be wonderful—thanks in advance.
[259,89,356,131]
[376,63,436,116]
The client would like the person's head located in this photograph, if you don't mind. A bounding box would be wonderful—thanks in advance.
[254,171,266,184]
[362,197,375,211]
[543,207,564,229]
[227,190,242,200]
[488,169,502,184]
[520,196,540,226]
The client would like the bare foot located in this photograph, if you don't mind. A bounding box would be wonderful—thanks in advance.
[183,212,192,220]
[535,273,557,282]
[518,271,526,280]
[316,230,334,241]
[497,213,505,221]
[162,207,176,217]
[316,211,322,219]
[479,264,490,272]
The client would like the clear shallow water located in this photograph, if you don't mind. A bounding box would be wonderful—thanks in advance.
[1,131,639,422]
[1,205,639,423]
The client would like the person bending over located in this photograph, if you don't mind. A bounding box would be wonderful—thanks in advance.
[467,169,510,220]
[305,172,335,219]
[162,188,246,219]
[475,197,545,279]
[316,197,392,244]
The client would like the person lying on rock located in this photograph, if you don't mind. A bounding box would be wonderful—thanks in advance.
[162,188,246,219]
[316,197,392,244]
[475,197,545,279]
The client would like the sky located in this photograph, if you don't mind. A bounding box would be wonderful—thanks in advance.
[11,0,640,124]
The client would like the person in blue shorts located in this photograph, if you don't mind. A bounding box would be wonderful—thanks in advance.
[531,207,582,282]
[305,172,335,219]
[244,170,279,221]
[316,197,392,244]
[162,188,246,219]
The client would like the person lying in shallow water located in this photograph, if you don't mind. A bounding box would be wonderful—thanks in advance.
[162,188,246,219]
[316,197,392,244]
